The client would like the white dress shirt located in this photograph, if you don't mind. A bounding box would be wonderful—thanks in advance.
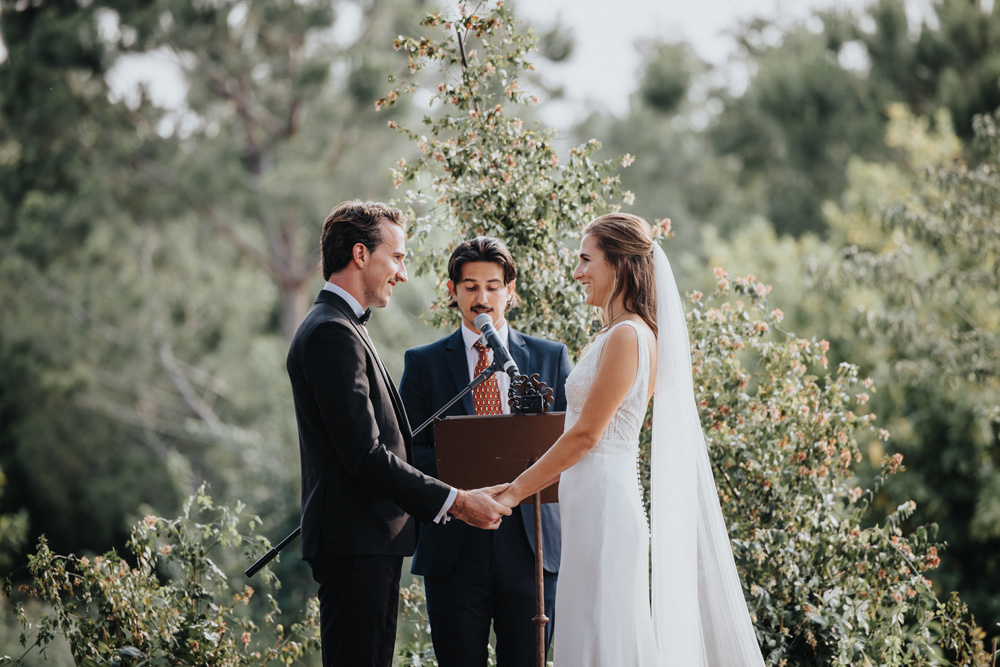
[323,282,365,319]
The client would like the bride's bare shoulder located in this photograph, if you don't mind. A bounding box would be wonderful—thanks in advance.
[616,318,656,364]
[617,317,654,345]
[603,318,652,353]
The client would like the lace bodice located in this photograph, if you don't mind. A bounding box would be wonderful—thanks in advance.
[564,320,650,454]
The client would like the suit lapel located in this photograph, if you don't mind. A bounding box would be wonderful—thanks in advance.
[508,328,529,380]
[358,321,412,435]
[318,290,412,439]
[444,328,475,415]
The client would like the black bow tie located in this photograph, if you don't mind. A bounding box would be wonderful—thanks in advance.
[358,308,372,326]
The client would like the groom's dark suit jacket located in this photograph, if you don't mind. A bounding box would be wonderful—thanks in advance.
[287,290,452,560]
[400,326,572,576]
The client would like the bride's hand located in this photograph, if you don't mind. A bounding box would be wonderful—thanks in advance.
[492,486,520,508]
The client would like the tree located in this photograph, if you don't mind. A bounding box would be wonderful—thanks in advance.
[854,0,1000,140]
[0,0,189,555]
[704,0,1000,237]
[379,1,638,353]
[0,0,442,565]
[692,101,1000,641]
[821,103,1000,628]
[573,39,754,253]
[636,41,701,116]
[86,0,465,344]
[0,464,27,576]
[709,17,887,236]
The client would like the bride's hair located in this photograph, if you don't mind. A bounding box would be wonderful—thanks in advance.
[583,213,658,337]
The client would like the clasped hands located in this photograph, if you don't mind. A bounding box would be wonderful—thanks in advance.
[449,483,522,529]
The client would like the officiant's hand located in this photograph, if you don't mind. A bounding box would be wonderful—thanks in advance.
[451,484,512,529]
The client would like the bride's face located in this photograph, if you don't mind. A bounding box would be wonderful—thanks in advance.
[573,234,615,308]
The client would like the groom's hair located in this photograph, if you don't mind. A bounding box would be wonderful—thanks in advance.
[320,200,406,279]
[447,236,521,311]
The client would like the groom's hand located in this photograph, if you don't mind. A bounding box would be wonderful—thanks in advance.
[450,484,512,529]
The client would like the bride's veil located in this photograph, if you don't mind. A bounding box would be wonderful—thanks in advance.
[650,243,765,666]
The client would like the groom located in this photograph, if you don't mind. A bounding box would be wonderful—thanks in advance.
[400,236,572,666]
[287,202,512,667]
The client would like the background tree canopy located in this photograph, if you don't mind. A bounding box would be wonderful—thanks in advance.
[1,0,997,664]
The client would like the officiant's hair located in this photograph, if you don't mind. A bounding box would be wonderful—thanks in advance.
[583,213,658,337]
[320,200,406,279]
[447,236,521,311]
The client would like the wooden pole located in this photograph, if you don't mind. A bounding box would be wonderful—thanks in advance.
[532,490,549,667]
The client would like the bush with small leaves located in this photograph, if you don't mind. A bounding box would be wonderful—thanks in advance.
[377,1,655,353]
[7,486,319,666]
[678,271,991,665]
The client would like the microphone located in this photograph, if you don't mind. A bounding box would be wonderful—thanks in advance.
[474,313,520,379]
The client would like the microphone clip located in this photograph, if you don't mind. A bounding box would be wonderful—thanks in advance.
[508,373,554,415]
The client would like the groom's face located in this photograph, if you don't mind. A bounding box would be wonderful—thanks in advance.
[448,261,515,334]
[359,220,408,309]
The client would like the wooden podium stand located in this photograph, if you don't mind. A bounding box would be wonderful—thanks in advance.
[434,412,565,667]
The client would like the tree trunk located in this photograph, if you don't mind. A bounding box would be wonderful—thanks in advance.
[277,218,312,343]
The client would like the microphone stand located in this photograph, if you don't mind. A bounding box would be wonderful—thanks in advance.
[244,361,510,578]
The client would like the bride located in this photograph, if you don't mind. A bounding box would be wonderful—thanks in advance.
[494,213,766,666]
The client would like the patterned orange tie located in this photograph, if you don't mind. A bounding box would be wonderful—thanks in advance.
[473,341,504,415]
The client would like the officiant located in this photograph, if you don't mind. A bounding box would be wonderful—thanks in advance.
[399,236,572,666]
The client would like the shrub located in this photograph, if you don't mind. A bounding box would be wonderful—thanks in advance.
[378,1,640,353]
[6,486,319,666]
[678,270,991,665]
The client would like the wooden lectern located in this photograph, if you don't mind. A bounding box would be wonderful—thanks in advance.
[433,376,564,667]
[433,413,563,504]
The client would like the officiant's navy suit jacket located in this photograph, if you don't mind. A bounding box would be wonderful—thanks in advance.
[400,326,572,576]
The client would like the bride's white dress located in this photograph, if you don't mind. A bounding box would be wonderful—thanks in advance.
[553,320,659,666]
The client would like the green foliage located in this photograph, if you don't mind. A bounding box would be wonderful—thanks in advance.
[827,104,999,387]
[710,20,886,236]
[393,579,437,666]
[570,39,755,252]
[700,0,1000,236]
[377,0,647,353]
[689,102,1000,653]
[819,103,1000,630]
[852,0,1000,141]
[8,486,320,666]
[537,23,574,64]
[677,271,990,665]
[574,99,752,253]
[0,294,177,556]
[109,0,414,341]
[0,465,27,576]
[636,41,702,116]
[0,0,196,557]
[0,0,434,587]
[0,216,293,557]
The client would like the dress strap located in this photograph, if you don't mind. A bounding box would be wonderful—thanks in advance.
[607,320,649,398]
